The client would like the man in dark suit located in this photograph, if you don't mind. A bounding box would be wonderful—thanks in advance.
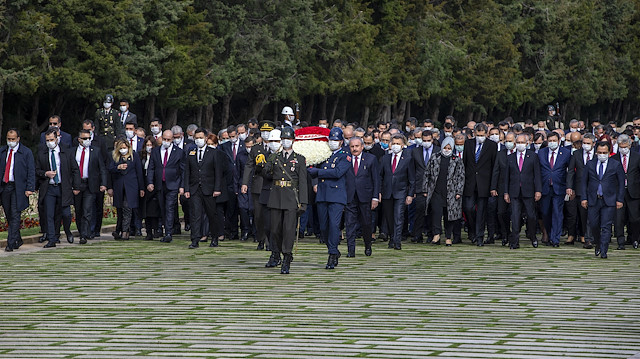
[345,137,380,257]
[118,99,138,128]
[237,135,254,241]
[412,130,439,243]
[0,129,36,251]
[39,115,72,149]
[363,133,385,160]
[95,94,121,151]
[566,133,596,248]
[171,125,194,234]
[124,121,144,152]
[147,130,185,243]
[504,134,542,249]
[490,132,517,245]
[220,125,246,239]
[611,134,640,250]
[73,129,108,244]
[538,132,572,247]
[36,128,81,248]
[581,141,625,259]
[463,123,498,246]
[182,128,223,249]
[380,134,415,250]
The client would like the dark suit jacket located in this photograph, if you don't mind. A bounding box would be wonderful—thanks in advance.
[566,149,592,197]
[346,152,380,203]
[147,145,185,191]
[0,144,36,211]
[365,143,386,161]
[581,159,625,207]
[35,146,81,207]
[119,111,138,127]
[109,152,144,209]
[183,146,223,196]
[505,150,542,198]
[221,140,247,191]
[380,150,415,200]
[73,146,108,194]
[611,150,640,199]
[492,148,515,195]
[463,139,497,197]
[538,147,571,196]
[412,145,439,193]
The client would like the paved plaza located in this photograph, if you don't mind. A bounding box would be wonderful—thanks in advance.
[0,236,638,358]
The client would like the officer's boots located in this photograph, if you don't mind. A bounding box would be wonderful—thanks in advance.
[281,253,293,274]
[265,252,282,268]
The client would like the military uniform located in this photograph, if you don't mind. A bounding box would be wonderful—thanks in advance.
[95,107,121,150]
[243,141,272,250]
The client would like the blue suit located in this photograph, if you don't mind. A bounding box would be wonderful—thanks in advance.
[344,152,380,253]
[538,147,571,244]
[309,149,350,255]
[147,145,185,236]
[380,150,415,248]
[581,158,625,257]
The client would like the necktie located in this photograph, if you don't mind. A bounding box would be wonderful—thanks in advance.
[586,152,590,164]
[597,161,604,196]
[519,153,523,172]
[550,151,555,169]
[80,148,86,178]
[198,149,203,162]
[475,143,482,163]
[162,148,169,182]
[3,148,13,183]
[354,156,359,175]
[424,149,430,165]
[392,155,397,173]
[130,138,134,149]
[623,155,627,173]
[233,143,237,160]
[51,150,59,184]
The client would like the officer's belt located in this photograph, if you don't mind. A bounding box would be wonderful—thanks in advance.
[274,180,292,187]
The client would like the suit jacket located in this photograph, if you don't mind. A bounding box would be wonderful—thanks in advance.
[35,146,81,207]
[40,130,73,148]
[147,145,185,191]
[581,159,625,207]
[264,151,308,210]
[183,146,223,196]
[74,146,108,194]
[221,140,246,191]
[538,147,571,196]
[311,149,351,205]
[72,134,109,164]
[380,150,415,200]
[566,149,592,197]
[463,139,497,197]
[365,143,386,161]
[412,145,439,193]
[505,150,542,198]
[109,152,144,209]
[492,148,515,195]
[346,152,380,203]
[610,150,640,199]
[119,111,138,127]
[0,144,36,211]
[125,136,144,153]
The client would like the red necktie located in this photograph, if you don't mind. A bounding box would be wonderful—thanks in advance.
[233,143,237,161]
[162,148,169,181]
[3,149,13,183]
[623,154,628,173]
[354,156,359,176]
[130,138,134,149]
[392,155,397,173]
[586,152,590,163]
[518,153,523,172]
[550,151,555,170]
[79,148,86,178]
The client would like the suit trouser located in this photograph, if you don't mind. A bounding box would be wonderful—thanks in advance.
[510,196,537,246]
[237,192,252,236]
[224,194,238,236]
[270,207,297,254]
[44,185,72,243]
[463,193,488,242]
[253,193,270,245]
[565,196,583,238]
[74,185,96,239]
[589,198,615,256]
[615,191,640,245]
[173,195,190,231]
[540,190,565,244]
[317,201,344,255]
[91,192,105,235]
[413,194,431,239]
[382,198,406,247]
[345,199,373,251]
[190,189,217,240]
[1,183,21,248]
[159,183,178,236]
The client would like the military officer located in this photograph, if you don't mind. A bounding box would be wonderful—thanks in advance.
[308,127,351,269]
[94,94,121,150]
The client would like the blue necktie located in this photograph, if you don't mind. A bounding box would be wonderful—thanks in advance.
[424,148,430,165]
[51,150,59,184]
[475,143,482,163]
[597,162,603,196]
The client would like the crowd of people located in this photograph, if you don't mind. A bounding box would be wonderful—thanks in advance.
[1,95,638,273]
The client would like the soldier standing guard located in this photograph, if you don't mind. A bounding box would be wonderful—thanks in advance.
[262,127,308,274]
[546,104,562,131]
[94,94,121,150]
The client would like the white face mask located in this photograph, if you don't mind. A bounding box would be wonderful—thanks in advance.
[422,141,432,149]
[7,141,17,149]
[208,144,216,149]
[146,146,153,153]
[505,141,515,150]
[476,136,486,144]
[374,138,380,144]
[119,106,127,113]
[619,147,630,156]
[328,140,341,151]
[162,141,172,149]
[194,138,206,148]
[82,139,92,148]
[548,141,559,150]
[425,127,432,131]
[441,149,452,157]
[46,140,57,150]
[364,144,373,151]
[238,133,248,141]
[282,139,293,149]
[516,143,527,152]
[582,144,592,152]
[246,146,252,154]
[570,128,578,132]
[119,148,129,155]
[268,142,281,152]
[344,138,350,146]
[391,144,402,154]
[125,130,134,139]
[598,154,608,163]
[173,137,182,145]
[408,139,416,146]
[319,124,328,128]
[219,139,229,145]
[405,126,411,132]
[444,132,452,137]
[261,131,270,141]
[489,134,500,143]
[104,102,112,109]
[230,137,238,144]
[534,143,542,150]
[151,126,161,135]
[415,138,423,145]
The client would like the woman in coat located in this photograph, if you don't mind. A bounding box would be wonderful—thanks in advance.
[109,139,144,240]
[141,136,161,240]
[422,136,465,246]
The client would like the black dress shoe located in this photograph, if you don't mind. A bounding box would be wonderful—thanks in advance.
[325,254,336,269]
[298,231,304,240]
[16,238,23,248]
[209,238,219,247]
[145,233,153,241]
[476,241,484,247]
[387,242,394,249]
[112,231,122,239]
[44,242,56,248]
[265,253,281,267]
[184,224,191,232]
[501,238,508,247]
[347,249,355,258]
[135,229,143,237]
[188,240,199,249]
[484,238,495,244]
[241,232,249,241]
[38,234,47,243]
[364,247,372,256]
[601,254,608,259]
[379,233,388,241]
[79,238,87,244]
[394,243,402,250]
[634,241,639,249]
[153,230,163,238]
[4,246,13,252]
[532,240,538,248]
[583,242,593,249]
[616,245,625,250]
[564,241,575,245]
[595,248,601,257]
[256,241,264,250]
[161,235,173,243]
[280,253,292,274]
[67,235,74,244]
[552,243,559,248]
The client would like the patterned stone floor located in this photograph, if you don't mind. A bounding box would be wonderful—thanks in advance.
[0,236,638,358]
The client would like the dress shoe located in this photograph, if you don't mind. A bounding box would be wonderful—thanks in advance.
[79,238,87,244]
[445,239,452,247]
[241,232,249,241]
[209,238,219,247]
[394,243,402,250]
[414,236,424,243]
[153,230,163,238]
[601,254,608,259]
[112,231,122,239]
[484,238,495,245]
[184,224,191,232]
[38,234,47,243]
[595,248,601,257]
[67,235,74,244]
[265,253,281,267]
[347,248,355,258]
[135,229,143,237]
[532,240,538,248]
[564,240,575,245]
[583,242,593,249]
[93,232,101,239]
[281,253,293,274]
[256,241,264,250]
[188,240,199,249]
[4,246,13,252]
[145,233,153,241]
[378,233,388,241]
[298,231,304,240]
[387,242,394,249]
[634,241,639,249]
[364,247,372,256]
[552,243,559,248]
[616,245,625,250]
[16,238,23,248]
[509,244,518,249]
[476,240,484,247]
[501,238,508,247]
[334,252,341,267]
[326,254,336,269]
[44,242,56,248]
[161,235,173,243]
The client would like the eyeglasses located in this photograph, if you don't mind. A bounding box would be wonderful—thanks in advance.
[49,123,58,126]
[79,137,91,141]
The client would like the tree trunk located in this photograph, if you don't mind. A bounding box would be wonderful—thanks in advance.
[405,101,411,121]
[144,96,156,126]
[339,101,347,122]
[319,95,327,120]
[204,104,214,130]
[303,95,315,124]
[396,100,407,124]
[165,108,178,128]
[249,94,268,120]
[196,106,203,126]
[50,93,65,118]
[361,105,370,128]
[0,85,4,138]
[222,94,231,128]
[30,94,41,137]
[273,102,279,123]
[430,96,441,123]
[328,96,339,122]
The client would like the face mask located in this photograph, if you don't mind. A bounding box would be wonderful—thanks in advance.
[162,141,172,149]
[489,135,500,143]
[173,137,182,145]
[408,140,416,146]
[146,146,153,153]
[476,136,486,144]
[246,146,252,154]
[151,126,161,135]
[547,141,559,150]
[230,137,238,144]
[635,136,640,143]
[261,131,270,141]
[125,130,135,139]
[455,145,464,153]
[516,143,527,152]
[422,141,432,149]
[238,133,248,141]
[571,147,577,154]
[46,140,57,150]
[534,143,542,150]
[119,106,127,113]
[319,124,328,128]
[282,139,293,149]
[619,147,630,156]
[119,148,129,155]
[328,140,341,151]
[405,126,411,132]
[194,138,206,148]
[208,144,216,149]
[104,102,112,109]
[441,149,452,157]
[268,142,281,152]
[187,135,194,141]
[598,154,608,163]
[505,141,515,150]
[374,138,380,144]
[425,127,432,131]
[391,144,402,154]
[364,144,373,151]
[7,141,17,149]
[344,138,350,146]
[570,128,578,133]
[380,142,389,150]
[220,139,229,145]
[582,144,592,152]
[445,132,452,137]
[415,138,423,145]
[82,139,92,148]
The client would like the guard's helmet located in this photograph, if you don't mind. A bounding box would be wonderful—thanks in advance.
[547,105,556,112]
[105,94,114,103]
[281,106,294,116]
[281,127,295,139]
[329,127,344,141]
[267,129,282,141]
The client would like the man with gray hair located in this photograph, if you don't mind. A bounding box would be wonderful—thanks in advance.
[354,127,366,138]
[186,124,198,141]
[611,133,640,249]
[565,119,580,134]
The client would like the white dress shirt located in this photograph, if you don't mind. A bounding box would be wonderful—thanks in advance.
[48,146,61,185]
[161,144,173,164]
[75,146,90,179]
[5,143,18,182]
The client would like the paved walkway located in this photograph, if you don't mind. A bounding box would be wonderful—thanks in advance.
[0,236,638,358]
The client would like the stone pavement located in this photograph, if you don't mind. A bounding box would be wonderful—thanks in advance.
[0,236,638,358]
